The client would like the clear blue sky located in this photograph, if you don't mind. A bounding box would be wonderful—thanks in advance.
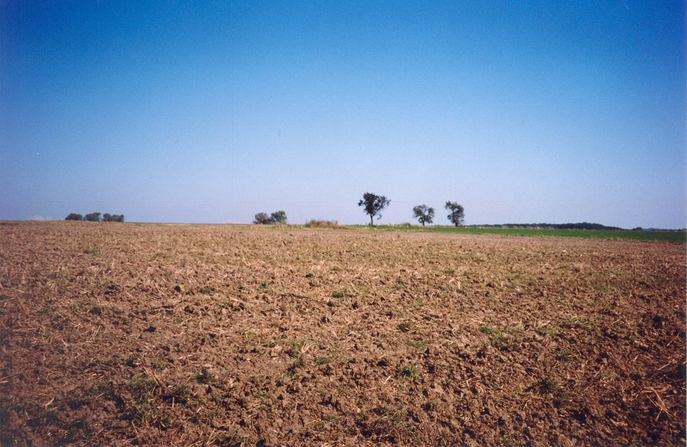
[1,1,685,228]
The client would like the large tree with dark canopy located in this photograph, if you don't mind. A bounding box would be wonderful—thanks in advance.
[358,192,390,226]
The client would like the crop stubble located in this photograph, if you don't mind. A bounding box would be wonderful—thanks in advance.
[0,221,684,446]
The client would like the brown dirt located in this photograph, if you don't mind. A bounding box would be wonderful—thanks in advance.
[0,221,684,446]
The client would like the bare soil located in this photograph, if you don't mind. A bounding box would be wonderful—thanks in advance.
[0,221,685,446]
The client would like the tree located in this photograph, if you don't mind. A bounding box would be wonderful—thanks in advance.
[412,205,435,226]
[103,214,125,222]
[358,192,390,226]
[445,201,465,226]
[66,212,123,222]
[254,212,272,224]
[254,211,287,225]
[270,211,287,225]
[84,212,102,222]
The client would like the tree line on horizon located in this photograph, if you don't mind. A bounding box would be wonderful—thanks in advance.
[251,193,465,227]
[253,192,465,227]
[65,212,124,222]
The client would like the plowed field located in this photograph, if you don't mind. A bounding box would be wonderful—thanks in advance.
[1,221,684,446]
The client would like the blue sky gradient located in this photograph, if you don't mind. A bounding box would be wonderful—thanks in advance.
[1,1,685,228]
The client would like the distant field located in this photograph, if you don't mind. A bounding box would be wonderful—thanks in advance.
[358,225,687,243]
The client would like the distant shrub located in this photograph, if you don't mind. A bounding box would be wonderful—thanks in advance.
[305,219,341,228]
[65,213,83,221]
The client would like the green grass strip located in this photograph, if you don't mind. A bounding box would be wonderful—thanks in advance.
[350,225,686,243]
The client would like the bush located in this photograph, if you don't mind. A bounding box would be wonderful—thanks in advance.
[305,219,341,228]
[65,213,83,221]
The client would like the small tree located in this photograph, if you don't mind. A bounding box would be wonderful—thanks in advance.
[254,212,272,224]
[84,212,102,222]
[412,205,435,226]
[445,201,465,226]
[270,211,287,225]
[65,213,83,221]
[358,192,390,226]
[103,214,125,222]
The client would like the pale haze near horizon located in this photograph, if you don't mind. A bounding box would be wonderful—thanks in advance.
[1,1,685,229]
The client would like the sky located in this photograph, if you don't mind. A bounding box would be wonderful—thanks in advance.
[1,1,685,228]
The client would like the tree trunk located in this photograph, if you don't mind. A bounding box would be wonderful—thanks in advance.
[370,215,374,226]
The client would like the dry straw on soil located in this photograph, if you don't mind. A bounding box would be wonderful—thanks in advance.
[304,220,344,229]
[0,221,685,446]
